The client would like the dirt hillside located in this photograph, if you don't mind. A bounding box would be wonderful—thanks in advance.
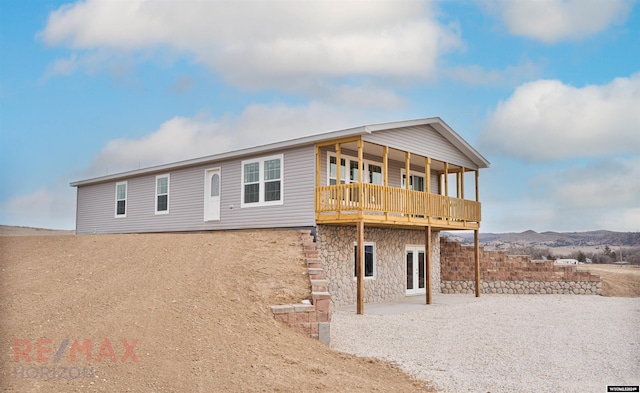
[576,264,640,297]
[0,231,431,392]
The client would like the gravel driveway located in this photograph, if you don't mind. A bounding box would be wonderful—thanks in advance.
[331,294,640,393]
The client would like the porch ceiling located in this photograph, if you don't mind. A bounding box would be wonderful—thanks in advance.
[330,140,460,171]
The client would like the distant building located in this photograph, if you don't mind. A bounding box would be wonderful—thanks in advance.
[555,258,581,265]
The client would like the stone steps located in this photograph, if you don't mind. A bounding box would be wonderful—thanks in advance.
[270,230,332,345]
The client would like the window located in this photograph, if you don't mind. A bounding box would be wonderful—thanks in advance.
[264,158,281,202]
[115,181,127,217]
[368,164,382,185]
[329,156,346,185]
[401,170,425,191]
[155,174,169,214]
[326,152,384,186]
[354,242,375,279]
[211,173,220,197]
[241,154,283,207]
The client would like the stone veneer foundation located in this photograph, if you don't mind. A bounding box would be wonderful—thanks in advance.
[316,225,440,307]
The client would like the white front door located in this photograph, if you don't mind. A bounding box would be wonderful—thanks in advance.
[406,246,426,295]
[204,168,221,221]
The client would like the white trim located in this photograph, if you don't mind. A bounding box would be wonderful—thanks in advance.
[155,174,170,215]
[114,181,127,218]
[353,241,376,280]
[240,153,284,208]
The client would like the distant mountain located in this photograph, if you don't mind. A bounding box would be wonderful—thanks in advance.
[444,230,640,248]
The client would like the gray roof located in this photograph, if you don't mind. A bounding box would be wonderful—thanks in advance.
[70,117,489,187]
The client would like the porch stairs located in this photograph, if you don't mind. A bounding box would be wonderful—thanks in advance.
[270,230,332,345]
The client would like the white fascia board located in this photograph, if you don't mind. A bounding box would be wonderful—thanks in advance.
[429,120,490,169]
[365,117,490,169]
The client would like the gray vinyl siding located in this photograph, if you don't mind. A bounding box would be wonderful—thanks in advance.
[76,145,316,234]
[363,125,478,170]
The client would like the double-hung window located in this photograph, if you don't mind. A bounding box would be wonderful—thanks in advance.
[115,181,127,217]
[241,154,283,207]
[155,174,169,214]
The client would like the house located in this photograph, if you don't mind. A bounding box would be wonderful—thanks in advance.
[71,117,490,313]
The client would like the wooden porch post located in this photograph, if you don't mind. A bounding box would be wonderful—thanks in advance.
[444,162,449,197]
[383,146,389,187]
[357,139,364,219]
[474,229,480,297]
[425,158,431,193]
[356,139,365,314]
[425,157,431,222]
[425,225,432,305]
[405,152,411,220]
[383,146,389,221]
[335,144,341,185]
[460,167,465,199]
[356,220,365,314]
[405,152,411,190]
[475,170,479,202]
[315,146,320,212]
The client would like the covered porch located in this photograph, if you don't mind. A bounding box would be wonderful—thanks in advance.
[314,136,482,314]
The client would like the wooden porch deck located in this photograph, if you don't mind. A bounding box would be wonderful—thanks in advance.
[315,183,481,230]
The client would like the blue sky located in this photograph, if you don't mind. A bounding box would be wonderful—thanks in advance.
[1,0,639,233]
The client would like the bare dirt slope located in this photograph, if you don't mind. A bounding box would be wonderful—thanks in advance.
[0,225,74,236]
[0,231,431,392]
[576,264,640,297]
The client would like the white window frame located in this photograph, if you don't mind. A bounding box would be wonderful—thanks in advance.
[240,154,284,208]
[353,241,376,280]
[400,168,426,191]
[115,181,127,218]
[326,152,384,186]
[155,174,170,215]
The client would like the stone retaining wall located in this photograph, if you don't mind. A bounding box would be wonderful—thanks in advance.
[316,225,440,306]
[441,280,602,295]
[440,237,602,295]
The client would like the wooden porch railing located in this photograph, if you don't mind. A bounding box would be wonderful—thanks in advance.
[316,183,481,223]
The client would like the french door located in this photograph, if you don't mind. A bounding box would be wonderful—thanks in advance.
[406,246,426,295]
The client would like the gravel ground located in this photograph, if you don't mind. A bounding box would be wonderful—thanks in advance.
[331,295,640,393]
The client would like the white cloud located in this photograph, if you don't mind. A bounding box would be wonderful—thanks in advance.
[484,0,634,43]
[44,53,79,77]
[483,156,640,233]
[480,73,640,162]
[0,186,76,230]
[81,102,377,178]
[40,0,461,86]
[445,60,540,87]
